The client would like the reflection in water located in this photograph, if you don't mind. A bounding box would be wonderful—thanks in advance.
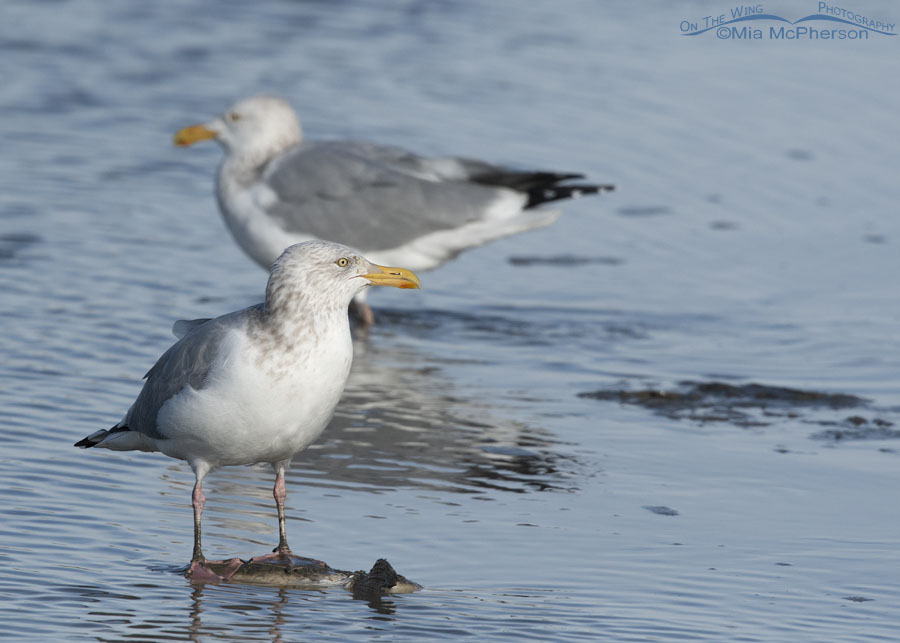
[185,580,396,641]
[289,331,581,496]
[187,584,297,642]
[358,593,397,617]
[188,585,202,642]
[268,588,290,642]
[186,583,277,641]
[377,306,649,346]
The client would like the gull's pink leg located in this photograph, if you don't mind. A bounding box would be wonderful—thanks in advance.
[187,478,224,582]
[191,480,206,562]
[251,467,292,563]
[274,467,291,554]
[185,469,242,583]
[249,466,325,568]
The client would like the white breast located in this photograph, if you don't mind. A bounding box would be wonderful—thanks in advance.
[154,326,352,469]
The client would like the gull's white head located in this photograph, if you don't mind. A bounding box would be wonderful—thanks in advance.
[174,94,302,163]
[264,240,421,317]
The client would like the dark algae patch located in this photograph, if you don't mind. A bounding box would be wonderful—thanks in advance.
[579,381,873,428]
[508,254,624,267]
[810,416,899,441]
[643,505,679,516]
[603,381,866,409]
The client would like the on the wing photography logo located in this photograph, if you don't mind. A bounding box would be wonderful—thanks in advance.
[680,3,896,40]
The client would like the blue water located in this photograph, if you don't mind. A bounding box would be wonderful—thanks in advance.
[2,1,899,640]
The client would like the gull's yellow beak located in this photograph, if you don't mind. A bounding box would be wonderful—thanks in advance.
[174,124,217,146]
[362,264,422,289]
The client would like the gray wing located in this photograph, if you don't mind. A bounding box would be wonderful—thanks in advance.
[124,305,263,439]
[172,317,214,339]
[260,141,518,252]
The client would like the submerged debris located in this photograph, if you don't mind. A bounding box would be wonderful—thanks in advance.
[187,555,420,597]
[345,559,420,598]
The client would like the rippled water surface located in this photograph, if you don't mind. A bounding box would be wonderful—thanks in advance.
[2,1,900,640]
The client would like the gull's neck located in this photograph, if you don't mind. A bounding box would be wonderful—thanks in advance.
[222,128,303,186]
[257,272,351,350]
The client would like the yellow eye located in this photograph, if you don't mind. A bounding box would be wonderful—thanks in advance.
[227,112,241,122]
[336,257,350,267]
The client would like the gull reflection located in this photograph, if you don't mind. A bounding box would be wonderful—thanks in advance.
[185,580,396,640]
[291,332,579,495]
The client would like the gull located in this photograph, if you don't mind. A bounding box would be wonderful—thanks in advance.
[175,94,614,325]
[74,240,420,581]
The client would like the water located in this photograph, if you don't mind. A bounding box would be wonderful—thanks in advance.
[2,0,899,639]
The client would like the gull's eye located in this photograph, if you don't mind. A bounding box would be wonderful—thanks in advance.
[227,112,241,122]
[335,257,350,268]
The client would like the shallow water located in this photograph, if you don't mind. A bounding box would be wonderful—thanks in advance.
[2,0,900,640]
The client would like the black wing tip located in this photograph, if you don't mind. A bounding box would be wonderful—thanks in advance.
[548,172,586,182]
[561,183,616,193]
[468,167,615,206]
[74,425,128,449]
[471,170,588,192]
[525,182,616,208]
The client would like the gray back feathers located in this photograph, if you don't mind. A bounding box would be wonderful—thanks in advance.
[262,141,515,252]
[125,306,263,439]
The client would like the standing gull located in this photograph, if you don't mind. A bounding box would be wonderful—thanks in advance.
[174,94,614,325]
[75,241,420,581]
